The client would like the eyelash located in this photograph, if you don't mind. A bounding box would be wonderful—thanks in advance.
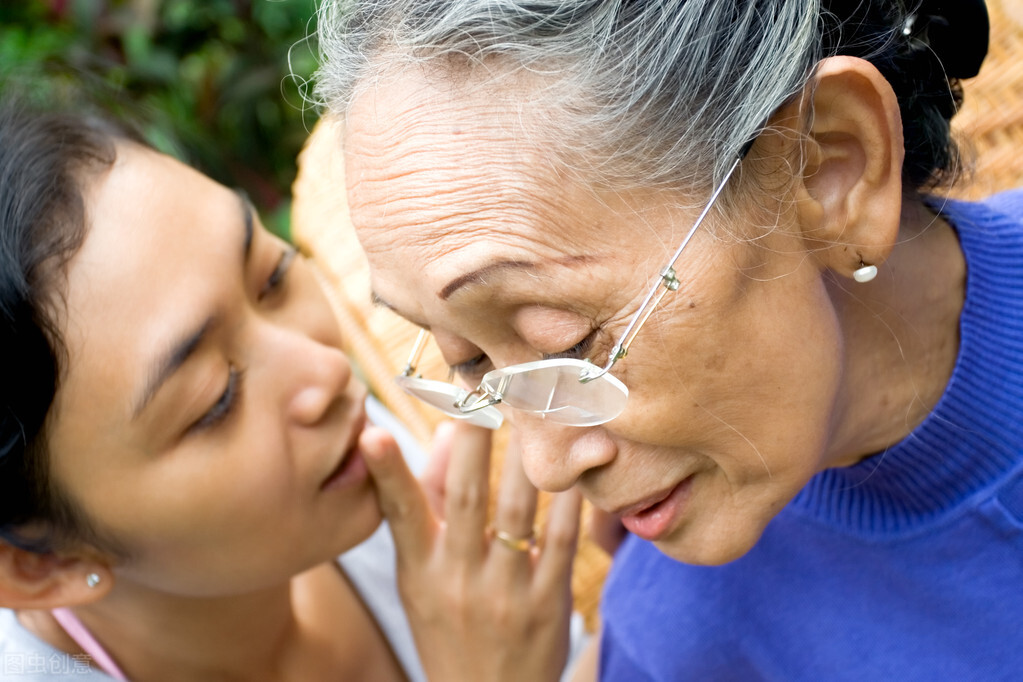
[259,246,298,300]
[450,330,600,381]
[192,366,245,432]
[185,246,295,436]
[541,330,598,361]
[450,353,491,381]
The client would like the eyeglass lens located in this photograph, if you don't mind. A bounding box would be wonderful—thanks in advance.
[481,359,628,426]
[394,374,505,429]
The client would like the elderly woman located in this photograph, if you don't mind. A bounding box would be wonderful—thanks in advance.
[314,0,1023,678]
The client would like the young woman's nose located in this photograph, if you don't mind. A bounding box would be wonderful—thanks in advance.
[287,348,352,425]
[513,416,617,492]
[259,322,353,425]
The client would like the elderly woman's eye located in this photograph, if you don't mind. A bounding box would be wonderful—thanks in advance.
[450,353,491,381]
[542,330,598,361]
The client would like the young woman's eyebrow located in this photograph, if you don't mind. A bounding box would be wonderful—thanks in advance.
[130,316,214,421]
[235,188,254,260]
[129,191,252,421]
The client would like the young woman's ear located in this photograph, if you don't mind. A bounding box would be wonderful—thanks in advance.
[0,541,112,610]
[777,55,905,279]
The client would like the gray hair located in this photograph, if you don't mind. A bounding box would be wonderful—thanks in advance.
[315,0,822,190]
[314,1,959,192]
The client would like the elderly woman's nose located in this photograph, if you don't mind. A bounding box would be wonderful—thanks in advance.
[514,420,617,492]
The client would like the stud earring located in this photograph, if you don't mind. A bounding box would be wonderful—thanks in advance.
[86,573,101,588]
[853,262,878,283]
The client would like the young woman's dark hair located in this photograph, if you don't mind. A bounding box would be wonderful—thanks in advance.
[0,99,136,554]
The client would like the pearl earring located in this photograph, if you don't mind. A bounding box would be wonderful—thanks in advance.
[86,573,101,588]
[853,262,878,283]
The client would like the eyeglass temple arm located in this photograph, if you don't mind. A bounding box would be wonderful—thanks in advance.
[401,328,431,377]
[581,152,747,382]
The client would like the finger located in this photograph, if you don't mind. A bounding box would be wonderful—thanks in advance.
[490,431,539,560]
[442,421,493,560]
[589,506,628,556]
[534,486,583,590]
[360,425,436,563]
[421,420,457,518]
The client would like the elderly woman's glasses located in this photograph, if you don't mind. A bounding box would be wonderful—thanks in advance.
[395,155,744,429]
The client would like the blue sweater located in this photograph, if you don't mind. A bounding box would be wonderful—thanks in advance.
[599,190,1023,681]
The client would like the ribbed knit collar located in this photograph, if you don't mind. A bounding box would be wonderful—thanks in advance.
[792,194,1023,533]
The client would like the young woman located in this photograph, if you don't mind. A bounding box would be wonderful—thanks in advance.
[0,100,582,681]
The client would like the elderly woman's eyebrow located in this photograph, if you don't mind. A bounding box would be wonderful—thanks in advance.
[439,254,601,301]
[438,260,536,300]
[368,259,537,318]
[372,254,598,318]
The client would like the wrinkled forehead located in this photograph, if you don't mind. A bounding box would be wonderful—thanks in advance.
[343,71,569,287]
[344,71,550,226]
[339,68,689,326]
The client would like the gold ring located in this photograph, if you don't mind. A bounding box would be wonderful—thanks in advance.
[492,528,536,553]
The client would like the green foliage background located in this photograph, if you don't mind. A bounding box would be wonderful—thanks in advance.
[0,0,322,239]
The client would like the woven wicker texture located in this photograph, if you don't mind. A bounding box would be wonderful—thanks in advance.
[291,2,1021,634]
[948,0,1023,199]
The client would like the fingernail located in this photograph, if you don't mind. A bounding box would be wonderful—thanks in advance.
[434,420,456,440]
[432,420,457,449]
[359,426,394,461]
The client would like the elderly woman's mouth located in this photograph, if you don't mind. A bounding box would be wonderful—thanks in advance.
[616,477,694,541]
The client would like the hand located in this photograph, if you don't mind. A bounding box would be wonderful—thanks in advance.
[361,421,582,682]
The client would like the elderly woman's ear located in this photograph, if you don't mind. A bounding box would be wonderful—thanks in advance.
[768,55,906,279]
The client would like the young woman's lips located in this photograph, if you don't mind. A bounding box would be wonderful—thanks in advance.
[320,412,368,491]
[617,477,693,541]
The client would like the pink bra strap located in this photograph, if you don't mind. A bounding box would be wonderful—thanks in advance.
[51,607,129,681]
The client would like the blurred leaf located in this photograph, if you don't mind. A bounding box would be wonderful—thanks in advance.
[1,0,321,240]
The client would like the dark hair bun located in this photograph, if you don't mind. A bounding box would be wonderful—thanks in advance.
[822,0,990,188]
[903,0,990,79]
